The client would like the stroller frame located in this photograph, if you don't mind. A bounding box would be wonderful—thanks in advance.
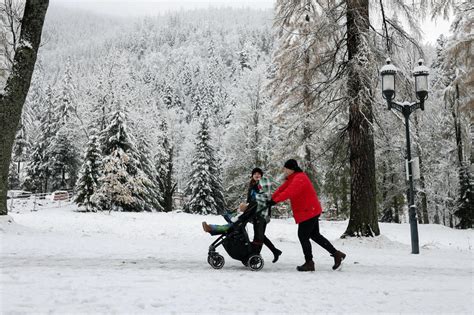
[207,203,266,271]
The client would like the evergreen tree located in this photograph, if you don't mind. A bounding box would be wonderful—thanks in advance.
[46,127,80,190]
[454,164,473,229]
[441,2,473,229]
[11,120,29,182]
[155,119,176,212]
[54,57,76,124]
[222,62,274,205]
[185,114,225,214]
[22,85,57,193]
[136,136,163,211]
[92,111,150,212]
[8,162,20,190]
[74,134,101,211]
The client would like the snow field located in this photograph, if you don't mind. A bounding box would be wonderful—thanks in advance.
[1,202,472,314]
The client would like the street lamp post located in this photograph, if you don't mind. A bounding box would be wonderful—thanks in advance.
[380,58,429,255]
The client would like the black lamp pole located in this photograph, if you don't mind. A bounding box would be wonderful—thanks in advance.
[380,58,429,255]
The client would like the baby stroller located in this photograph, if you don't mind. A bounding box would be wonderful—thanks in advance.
[207,203,267,271]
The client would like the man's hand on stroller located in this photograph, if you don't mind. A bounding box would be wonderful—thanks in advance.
[266,199,276,207]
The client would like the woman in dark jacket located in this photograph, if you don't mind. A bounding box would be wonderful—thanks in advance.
[247,167,282,263]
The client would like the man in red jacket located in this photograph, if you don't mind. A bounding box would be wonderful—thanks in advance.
[268,159,346,272]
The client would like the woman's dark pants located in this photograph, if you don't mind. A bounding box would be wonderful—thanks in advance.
[298,215,336,261]
[251,217,279,255]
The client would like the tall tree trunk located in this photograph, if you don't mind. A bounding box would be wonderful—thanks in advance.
[0,0,49,216]
[393,189,400,223]
[418,155,429,224]
[302,49,317,187]
[453,84,463,165]
[252,79,261,166]
[164,146,176,212]
[343,0,380,237]
[380,161,392,222]
[413,114,428,223]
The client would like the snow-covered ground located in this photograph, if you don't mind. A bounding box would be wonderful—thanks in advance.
[1,199,473,314]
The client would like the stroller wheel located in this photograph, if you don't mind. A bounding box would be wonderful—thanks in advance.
[247,254,264,271]
[208,254,225,269]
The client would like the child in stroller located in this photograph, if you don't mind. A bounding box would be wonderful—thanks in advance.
[203,177,273,271]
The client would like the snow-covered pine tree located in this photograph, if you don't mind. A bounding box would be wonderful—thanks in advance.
[155,119,176,212]
[46,127,80,190]
[12,120,29,178]
[136,136,163,212]
[74,133,101,211]
[8,162,20,190]
[185,113,225,214]
[54,57,76,124]
[455,164,473,229]
[222,62,274,205]
[90,75,110,132]
[442,2,473,228]
[22,85,57,193]
[92,110,150,212]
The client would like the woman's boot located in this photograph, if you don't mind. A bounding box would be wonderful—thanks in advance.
[272,248,282,263]
[331,250,346,270]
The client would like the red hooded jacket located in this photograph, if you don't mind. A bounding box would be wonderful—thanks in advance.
[272,172,322,224]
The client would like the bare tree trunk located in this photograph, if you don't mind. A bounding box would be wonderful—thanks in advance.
[302,49,317,186]
[418,155,429,223]
[0,0,49,216]
[252,77,261,166]
[412,114,428,223]
[343,0,380,237]
[393,190,400,223]
[164,146,176,212]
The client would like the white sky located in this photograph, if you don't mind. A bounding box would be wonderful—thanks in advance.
[51,0,452,44]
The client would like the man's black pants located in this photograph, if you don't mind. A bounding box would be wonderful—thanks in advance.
[298,215,336,261]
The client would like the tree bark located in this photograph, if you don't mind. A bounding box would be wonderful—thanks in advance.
[0,0,49,216]
[302,49,317,187]
[413,114,428,223]
[343,0,380,237]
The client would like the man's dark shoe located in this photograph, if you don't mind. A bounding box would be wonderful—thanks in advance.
[331,250,346,270]
[296,260,315,272]
[272,249,282,263]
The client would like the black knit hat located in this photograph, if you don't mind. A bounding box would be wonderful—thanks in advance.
[251,167,263,176]
[284,159,302,172]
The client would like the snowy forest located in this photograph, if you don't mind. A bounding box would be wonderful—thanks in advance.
[1,1,472,230]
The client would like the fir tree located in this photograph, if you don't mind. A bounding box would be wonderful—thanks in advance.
[8,163,20,190]
[155,119,176,212]
[54,57,76,125]
[22,85,57,193]
[46,127,80,190]
[441,2,473,229]
[12,121,29,178]
[136,136,163,212]
[454,164,473,229]
[92,111,150,212]
[74,134,101,211]
[185,114,225,214]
